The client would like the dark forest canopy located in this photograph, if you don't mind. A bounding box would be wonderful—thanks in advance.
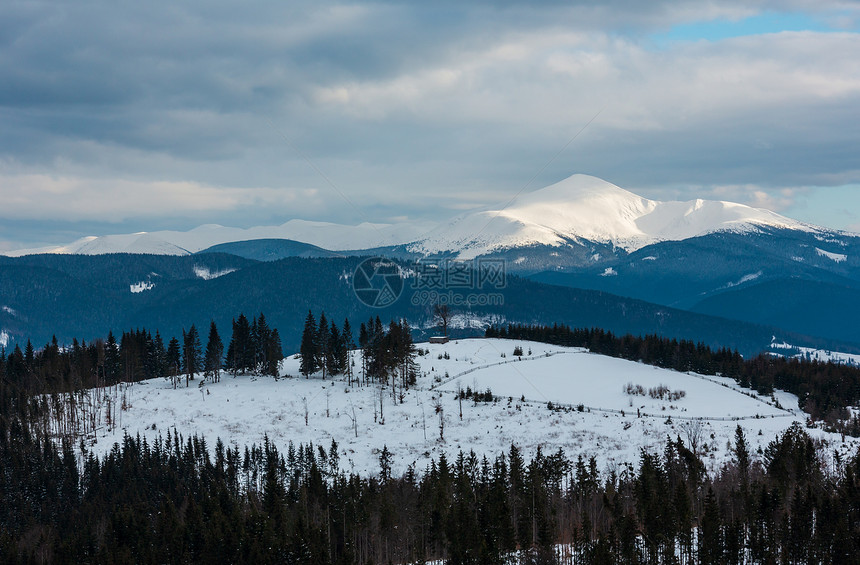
[1,414,860,564]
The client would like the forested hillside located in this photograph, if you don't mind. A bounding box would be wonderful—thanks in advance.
[1,253,850,357]
[2,410,859,563]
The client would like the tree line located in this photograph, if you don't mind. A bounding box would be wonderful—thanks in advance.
[298,312,418,390]
[487,324,860,433]
[0,312,284,399]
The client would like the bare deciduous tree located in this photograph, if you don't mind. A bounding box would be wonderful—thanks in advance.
[433,304,450,337]
[680,419,704,455]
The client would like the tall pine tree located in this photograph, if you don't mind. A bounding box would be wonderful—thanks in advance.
[205,321,224,382]
[182,325,202,386]
[299,311,318,377]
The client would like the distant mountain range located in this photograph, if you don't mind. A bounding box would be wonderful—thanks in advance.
[3,174,857,355]
[5,220,434,257]
[0,253,847,358]
[4,174,826,259]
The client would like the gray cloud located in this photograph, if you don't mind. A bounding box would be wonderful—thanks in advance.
[1,0,859,248]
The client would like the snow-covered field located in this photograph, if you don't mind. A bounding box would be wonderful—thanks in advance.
[85,338,858,477]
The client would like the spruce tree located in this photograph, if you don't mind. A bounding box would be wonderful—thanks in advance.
[327,321,341,376]
[254,313,271,375]
[264,328,283,377]
[299,311,318,377]
[183,325,202,385]
[226,314,252,375]
[205,321,224,383]
[166,336,181,387]
[104,331,121,384]
[235,314,253,373]
[250,315,260,372]
[153,331,166,378]
[23,340,35,375]
[699,487,723,565]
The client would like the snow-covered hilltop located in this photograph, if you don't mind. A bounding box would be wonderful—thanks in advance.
[85,338,857,477]
[4,174,820,258]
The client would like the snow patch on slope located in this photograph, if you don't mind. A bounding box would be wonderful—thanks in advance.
[193,265,236,280]
[130,281,155,293]
[721,271,762,290]
[770,340,860,366]
[1,306,16,316]
[816,247,847,263]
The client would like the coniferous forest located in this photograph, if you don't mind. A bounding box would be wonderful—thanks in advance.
[2,319,860,563]
[2,412,860,563]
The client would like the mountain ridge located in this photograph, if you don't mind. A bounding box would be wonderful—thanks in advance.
[408,174,815,258]
[3,174,834,259]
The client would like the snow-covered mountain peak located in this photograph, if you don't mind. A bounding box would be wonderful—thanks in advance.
[499,174,658,241]
[409,174,811,258]
[512,174,648,205]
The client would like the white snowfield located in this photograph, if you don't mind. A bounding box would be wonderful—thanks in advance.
[84,338,858,477]
[4,174,829,258]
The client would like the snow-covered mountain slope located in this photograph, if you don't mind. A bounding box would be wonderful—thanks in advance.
[769,340,860,366]
[83,338,857,477]
[4,174,823,259]
[409,175,812,259]
[6,219,434,257]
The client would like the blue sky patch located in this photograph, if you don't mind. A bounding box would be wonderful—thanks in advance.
[652,12,839,45]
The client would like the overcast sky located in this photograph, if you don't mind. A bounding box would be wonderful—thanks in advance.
[2,0,859,251]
